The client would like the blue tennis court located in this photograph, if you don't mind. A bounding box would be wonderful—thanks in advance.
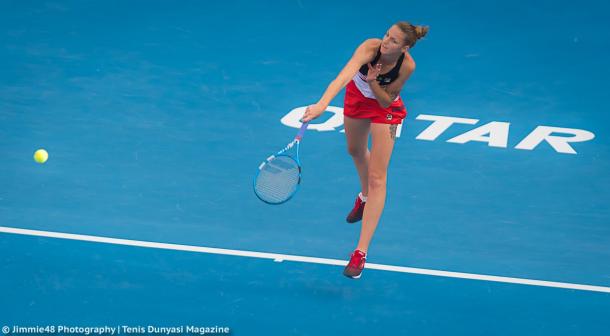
[1,0,609,335]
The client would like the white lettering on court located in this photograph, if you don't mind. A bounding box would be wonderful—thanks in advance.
[515,126,595,154]
[447,121,511,148]
[280,108,595,154]
[415,114,479,141]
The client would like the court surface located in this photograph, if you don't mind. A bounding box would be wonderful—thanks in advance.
[1,1,609,335]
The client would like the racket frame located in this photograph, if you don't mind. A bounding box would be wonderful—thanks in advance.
[253,122,309,204]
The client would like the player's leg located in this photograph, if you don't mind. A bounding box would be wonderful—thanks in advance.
[344,122,397,279]
[344,115,372,223]
[356,122,397,252]
[344,115,371,196]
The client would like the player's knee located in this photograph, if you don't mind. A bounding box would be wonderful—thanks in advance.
[367,171,386,190]
[347,145,367,158]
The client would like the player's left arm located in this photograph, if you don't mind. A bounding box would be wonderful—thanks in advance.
[371,54,416,107]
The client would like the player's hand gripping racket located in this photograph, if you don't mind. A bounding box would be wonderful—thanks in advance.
[253,122,309,204]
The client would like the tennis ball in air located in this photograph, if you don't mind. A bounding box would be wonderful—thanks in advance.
[33,149,48,164]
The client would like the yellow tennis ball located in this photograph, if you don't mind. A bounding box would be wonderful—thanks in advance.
[34,149,48,164]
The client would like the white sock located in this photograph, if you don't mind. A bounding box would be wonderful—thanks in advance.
[359,192,368,202]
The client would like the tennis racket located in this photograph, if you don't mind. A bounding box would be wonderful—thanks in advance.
[253,122,309,204]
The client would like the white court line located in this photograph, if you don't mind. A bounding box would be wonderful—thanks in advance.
[1,225,609,294]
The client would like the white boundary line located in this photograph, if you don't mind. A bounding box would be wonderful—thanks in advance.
[1,226,609,294]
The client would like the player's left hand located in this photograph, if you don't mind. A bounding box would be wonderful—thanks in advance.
[366,63,382,83]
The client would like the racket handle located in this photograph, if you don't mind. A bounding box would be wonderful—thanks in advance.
[295,122,309,141]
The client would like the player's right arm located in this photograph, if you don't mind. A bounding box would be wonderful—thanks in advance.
[301,39,378,122]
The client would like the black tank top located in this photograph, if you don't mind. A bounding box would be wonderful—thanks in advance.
[359,47,404,85]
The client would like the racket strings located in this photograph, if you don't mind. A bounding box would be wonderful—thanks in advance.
[255,156,300,204]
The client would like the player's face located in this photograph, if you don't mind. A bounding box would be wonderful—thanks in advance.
[381,25,408,54]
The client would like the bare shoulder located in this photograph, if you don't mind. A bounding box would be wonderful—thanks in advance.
[358,38,381,52]
[401,52,416,73]
[353,38,381,63]
[364,38,382,47]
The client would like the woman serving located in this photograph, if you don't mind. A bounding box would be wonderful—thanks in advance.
[302,22,428,279]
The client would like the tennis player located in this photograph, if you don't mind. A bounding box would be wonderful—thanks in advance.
[302,22,428,278]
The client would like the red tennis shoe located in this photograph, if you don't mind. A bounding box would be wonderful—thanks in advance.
[343,249,366,279]
[346,195,366,223]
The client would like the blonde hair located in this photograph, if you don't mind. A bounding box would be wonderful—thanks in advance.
[395,21,429,47]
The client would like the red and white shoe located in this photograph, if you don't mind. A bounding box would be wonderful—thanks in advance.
[346,194,366,223]
[343,249,366,279]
